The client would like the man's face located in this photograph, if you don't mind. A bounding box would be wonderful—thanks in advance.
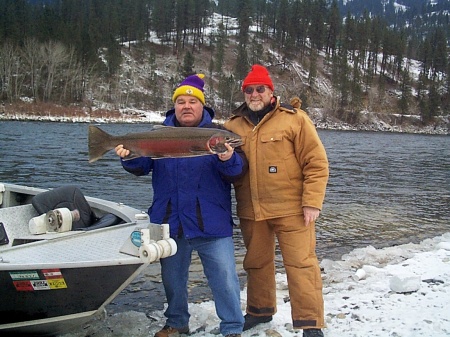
[174,95,204,127]
[243,85,273,112]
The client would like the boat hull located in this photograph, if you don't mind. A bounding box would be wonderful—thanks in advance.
[0,263,144,336]
[0,182,175,336]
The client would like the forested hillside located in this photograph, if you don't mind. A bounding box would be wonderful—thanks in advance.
[0,0,448,127]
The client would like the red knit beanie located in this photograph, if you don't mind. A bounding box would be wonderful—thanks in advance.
[242,64,274,91]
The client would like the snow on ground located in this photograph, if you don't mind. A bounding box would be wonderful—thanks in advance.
[65,233,450,337]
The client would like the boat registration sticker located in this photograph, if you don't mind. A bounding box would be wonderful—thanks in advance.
[10,269,68,291]
[9,271,39,280]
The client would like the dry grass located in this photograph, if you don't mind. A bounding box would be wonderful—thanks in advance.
[2,101,120,120]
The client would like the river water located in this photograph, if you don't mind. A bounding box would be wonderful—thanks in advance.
[1,121,449,315]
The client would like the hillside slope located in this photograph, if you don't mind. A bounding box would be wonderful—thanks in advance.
[1,11,448,134]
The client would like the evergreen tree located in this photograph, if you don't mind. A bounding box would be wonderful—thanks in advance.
[416,70,428,106]
[430,27,448,75]
[350,58,363,116]
[249,36,265,65]
[342,11,355,54]
[236,0,252,46]
[218,73,238,117]
[357,11,371,72]
[276,0,290,49]
[368,16,384,78]
[419,36,432,78]
[105,36,122,76]
[287,0,303,56]
[326,0,340,58]
[191,0,211,50]
[182,50,195,77]
[0,0,31,44]
[443,62,450,114]
[208,57,215,93]
[337,51,351,110]
[308,49,318,90]
[309,0,326,50]
[393,30,407,80]
[253,0,268,37]
[427,77,440,122]
[398,66,412,119]
[151,0,175,43]
[174,0,187,54]
[235,44,249,81]
[214,23,227,74]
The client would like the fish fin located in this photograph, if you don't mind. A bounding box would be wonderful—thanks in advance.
[150,125,168,129]
[149,125,177,131]
[88,125,113,163]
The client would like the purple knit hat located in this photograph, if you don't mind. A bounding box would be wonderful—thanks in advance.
[172,74,205,104]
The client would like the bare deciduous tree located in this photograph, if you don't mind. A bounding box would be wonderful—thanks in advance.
[61,45,83,103]
[40,41,69,101]
[22,38,43,101]
[0,43,23,102]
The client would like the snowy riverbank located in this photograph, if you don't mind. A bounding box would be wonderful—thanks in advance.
[1,108,448,135]
[61,232,450,337]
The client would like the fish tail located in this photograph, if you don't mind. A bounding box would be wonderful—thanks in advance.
[88,125,113,163]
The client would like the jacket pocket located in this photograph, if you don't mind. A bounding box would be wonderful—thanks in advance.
[260,132,283,143]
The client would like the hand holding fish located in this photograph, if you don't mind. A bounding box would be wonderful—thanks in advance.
[115,144,130,158]
[218,143,234,162]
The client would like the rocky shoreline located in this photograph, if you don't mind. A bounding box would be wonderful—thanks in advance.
[1,110,448,135]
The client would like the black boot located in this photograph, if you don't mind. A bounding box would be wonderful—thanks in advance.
[243,314,273,331]
[303,328,324,337]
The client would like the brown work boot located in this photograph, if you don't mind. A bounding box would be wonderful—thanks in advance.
[154,325,189,337]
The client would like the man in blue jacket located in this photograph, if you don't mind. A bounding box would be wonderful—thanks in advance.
[115,74,247,337]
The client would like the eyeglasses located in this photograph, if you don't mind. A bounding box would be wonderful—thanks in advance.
[244,86,268,95]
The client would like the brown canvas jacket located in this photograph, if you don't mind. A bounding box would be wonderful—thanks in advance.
[224,97,329,221]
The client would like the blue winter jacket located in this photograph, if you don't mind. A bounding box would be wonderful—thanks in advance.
[120,107,247,239]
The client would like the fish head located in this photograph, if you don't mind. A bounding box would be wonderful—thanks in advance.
[208,130,244,154]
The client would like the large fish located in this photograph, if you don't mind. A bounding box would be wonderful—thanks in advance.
[88,125,243,163]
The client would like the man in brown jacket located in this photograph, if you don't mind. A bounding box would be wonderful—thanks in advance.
[224,64,329,337]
